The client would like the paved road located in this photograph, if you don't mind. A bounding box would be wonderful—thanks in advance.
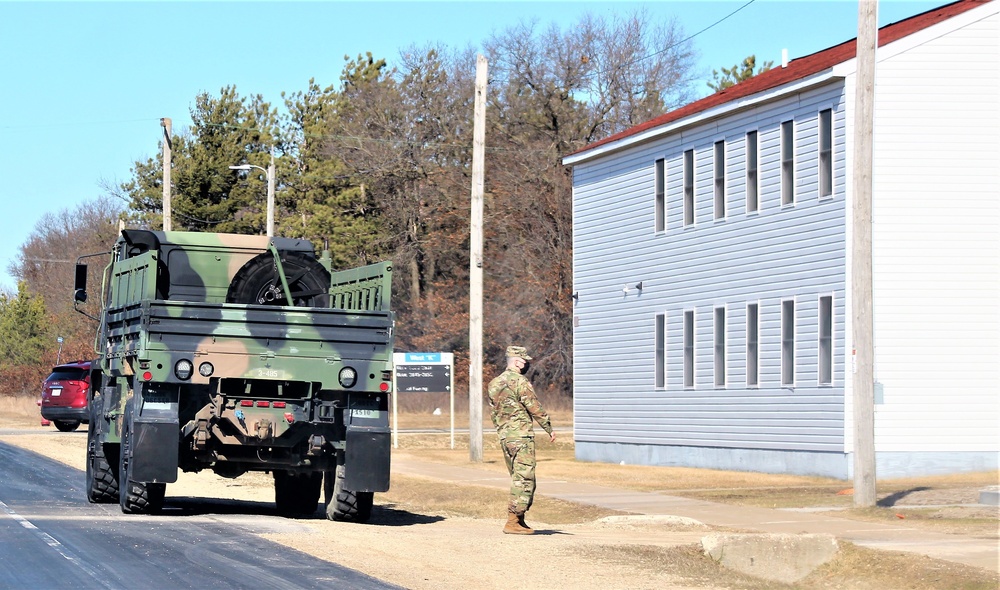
[0,441,400,590]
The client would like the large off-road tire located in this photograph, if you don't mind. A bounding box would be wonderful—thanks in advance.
[118,412,165,514]
[273,470,322,516]
[55,420,81,432]
[324,464,374,523]
[85,402,118,504]
[226,251,331,307]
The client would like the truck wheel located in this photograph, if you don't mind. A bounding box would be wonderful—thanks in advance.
[118,417,165,514]
[55,420,81,432]
[324,464,374,523]
[85,403,118,503]
[274,470,321,515]
[227,251,331,307]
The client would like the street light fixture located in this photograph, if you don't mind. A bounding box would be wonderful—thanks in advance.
[229,153,276,237]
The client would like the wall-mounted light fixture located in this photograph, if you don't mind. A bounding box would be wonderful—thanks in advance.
[623,282,644,294]
[572,292,579,302]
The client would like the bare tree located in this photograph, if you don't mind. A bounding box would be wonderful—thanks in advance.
[9,195,122,358]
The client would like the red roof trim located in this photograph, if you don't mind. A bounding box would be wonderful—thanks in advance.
[569,0,989,159]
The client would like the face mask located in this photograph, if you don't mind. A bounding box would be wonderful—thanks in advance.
[520,361,531,374]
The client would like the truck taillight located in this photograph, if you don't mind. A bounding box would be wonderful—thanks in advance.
[284,413,294,424]
[240,400,253,407]
[272,401,286,408]
[256,400,270,407]
[380,382,390,392]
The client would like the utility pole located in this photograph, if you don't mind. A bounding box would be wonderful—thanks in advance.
[852,0,878,508]
[469,54,488,462]
[267,149,276,237]
[160,118,172,231]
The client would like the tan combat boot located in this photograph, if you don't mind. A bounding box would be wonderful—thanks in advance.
[517,513,533,532]
[503,511,534,535]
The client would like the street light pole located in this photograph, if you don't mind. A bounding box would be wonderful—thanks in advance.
[229,162,276,237]
[266,151,276,238]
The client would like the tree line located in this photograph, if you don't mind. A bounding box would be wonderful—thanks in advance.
[3,10,710,399]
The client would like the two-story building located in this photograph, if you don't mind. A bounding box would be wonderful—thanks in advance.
[563,0,998,478]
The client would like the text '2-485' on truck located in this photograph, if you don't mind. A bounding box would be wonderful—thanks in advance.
[73,229,394,521]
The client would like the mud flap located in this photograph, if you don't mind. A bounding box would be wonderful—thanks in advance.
[131,417,179,483]
[344,425,391,492]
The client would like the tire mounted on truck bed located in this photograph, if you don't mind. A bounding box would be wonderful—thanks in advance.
[226,251,331,307]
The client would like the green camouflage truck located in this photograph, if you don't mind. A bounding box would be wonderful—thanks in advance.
[74,229,394,521]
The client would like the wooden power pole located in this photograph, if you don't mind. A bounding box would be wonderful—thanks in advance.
[469,54,488,462]
[160,117,172,231]
[852,0,878,508]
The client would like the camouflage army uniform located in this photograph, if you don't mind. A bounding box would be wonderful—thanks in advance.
[487,347,552,516]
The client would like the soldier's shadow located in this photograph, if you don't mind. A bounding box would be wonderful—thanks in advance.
[526,529,570,536]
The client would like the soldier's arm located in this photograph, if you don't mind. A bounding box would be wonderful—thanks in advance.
[518,380,553,435]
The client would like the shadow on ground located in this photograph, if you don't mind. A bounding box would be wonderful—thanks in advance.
[160,496,444,526]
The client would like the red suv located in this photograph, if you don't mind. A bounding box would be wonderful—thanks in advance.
[40,360,93,432]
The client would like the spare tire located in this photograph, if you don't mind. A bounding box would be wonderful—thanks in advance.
[227,251,331,307]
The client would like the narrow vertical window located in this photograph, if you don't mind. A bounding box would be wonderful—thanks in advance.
[683,149,694,226]
[781,299,795,386]
[654,158,665,232]
[683,310,695,388]
[746,131,758,213]
[781,120,794,205]
[714,141,726,219]
[819,296,833,385]
[819,109,833,198]
[655,313,666,388]
[746,303,759,386]
[714,306,726,386]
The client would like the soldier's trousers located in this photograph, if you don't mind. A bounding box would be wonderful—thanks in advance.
[500,436,536,515]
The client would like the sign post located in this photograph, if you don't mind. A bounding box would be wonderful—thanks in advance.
[392,352,456,448]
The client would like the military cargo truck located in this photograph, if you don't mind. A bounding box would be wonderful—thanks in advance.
[74,229,393,521]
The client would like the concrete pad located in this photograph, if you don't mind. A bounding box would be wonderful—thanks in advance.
[979,486,999,506]
[701,533,839,584]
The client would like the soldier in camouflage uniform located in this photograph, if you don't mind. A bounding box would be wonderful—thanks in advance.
[487,345,555,535]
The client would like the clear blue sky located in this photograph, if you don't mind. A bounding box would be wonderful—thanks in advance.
[0,0,939,292]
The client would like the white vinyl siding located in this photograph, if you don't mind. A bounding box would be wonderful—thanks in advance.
[569,2,998,477]
[867,3,999,454]
[571,81,847,456]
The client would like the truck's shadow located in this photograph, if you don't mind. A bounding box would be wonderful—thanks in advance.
[161,496,443,526]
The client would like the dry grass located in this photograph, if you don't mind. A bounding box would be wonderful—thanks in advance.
[392,412,998,539]
[382,474,622,525]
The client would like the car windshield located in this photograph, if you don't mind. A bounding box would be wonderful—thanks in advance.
[47,369,87,381]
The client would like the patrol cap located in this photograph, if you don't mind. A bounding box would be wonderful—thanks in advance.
[506,346,532,360]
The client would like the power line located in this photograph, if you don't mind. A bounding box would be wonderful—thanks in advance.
[645,0,758,65]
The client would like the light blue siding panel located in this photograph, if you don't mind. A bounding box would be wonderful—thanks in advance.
[572,81,848,458]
